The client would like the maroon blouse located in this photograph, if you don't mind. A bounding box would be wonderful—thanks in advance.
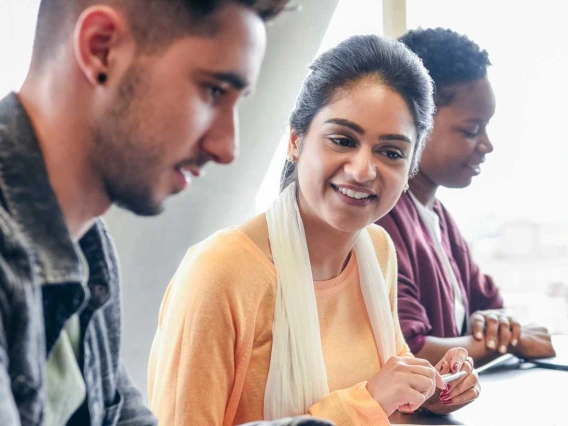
[377,193,503,354]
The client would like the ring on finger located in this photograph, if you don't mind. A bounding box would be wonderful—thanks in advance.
[472,386,480,399]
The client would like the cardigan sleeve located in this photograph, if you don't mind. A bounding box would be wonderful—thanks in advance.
[308,382,390,426]
[148,235,265,426]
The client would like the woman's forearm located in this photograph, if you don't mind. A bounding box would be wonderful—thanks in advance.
[415,335,501,366]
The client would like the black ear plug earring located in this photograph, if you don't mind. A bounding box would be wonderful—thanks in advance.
[97,73,107,84]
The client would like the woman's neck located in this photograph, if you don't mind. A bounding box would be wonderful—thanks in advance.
[408,170,439,209]
[297,193,358,282]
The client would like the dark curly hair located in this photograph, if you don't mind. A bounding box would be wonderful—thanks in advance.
[399,28,491,106]
[280,34,435,191]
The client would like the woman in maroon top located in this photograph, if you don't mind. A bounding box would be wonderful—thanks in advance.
[377,28,555,366]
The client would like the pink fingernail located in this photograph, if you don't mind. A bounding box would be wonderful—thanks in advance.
[453,363,460,372]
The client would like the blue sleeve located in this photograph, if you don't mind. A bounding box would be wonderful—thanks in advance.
[116,362,157,426]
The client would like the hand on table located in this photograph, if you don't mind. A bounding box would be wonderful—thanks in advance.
[470,310,555,359]
[366,356,445,417]
[422,347,480,415]
[470,309,521,353]
[511,324,556,359]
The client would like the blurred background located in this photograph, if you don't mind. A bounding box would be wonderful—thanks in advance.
[2,0,567,400]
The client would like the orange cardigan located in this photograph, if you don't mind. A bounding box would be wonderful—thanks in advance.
[148,225,411,425]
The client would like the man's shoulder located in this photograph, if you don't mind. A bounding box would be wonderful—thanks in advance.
[0,205,34,311]
[0,205,29,260]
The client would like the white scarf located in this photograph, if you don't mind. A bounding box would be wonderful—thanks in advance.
[264,183,396,420]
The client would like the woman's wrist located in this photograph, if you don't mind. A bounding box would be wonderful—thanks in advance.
[398,405,434,416]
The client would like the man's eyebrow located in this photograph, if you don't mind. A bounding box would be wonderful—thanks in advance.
[209,72,250,91]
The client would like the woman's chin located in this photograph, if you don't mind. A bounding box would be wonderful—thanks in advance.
[326,217,374,234]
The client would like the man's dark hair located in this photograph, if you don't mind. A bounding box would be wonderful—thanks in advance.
[32,0,289,64]
[398,28,491,106]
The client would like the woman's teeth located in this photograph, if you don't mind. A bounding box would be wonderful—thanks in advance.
[338,187,371,200]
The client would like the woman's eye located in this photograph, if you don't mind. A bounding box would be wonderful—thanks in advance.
[329,137,355,148]
[461,129,479,138]
[384,150,404,160]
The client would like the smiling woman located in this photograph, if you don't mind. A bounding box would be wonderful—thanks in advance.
[283,80,416,235]
[256,0,384,214]
[377,27,556,370]
[148,34,481,426]
[404,0,568,336]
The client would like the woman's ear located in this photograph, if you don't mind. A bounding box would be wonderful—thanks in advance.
[287,129,302,161]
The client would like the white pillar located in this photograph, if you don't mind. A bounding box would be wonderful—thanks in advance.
[382,0,407,38]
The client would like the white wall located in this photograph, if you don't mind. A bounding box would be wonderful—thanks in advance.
[0,0,39,97]
[104,0,341,396]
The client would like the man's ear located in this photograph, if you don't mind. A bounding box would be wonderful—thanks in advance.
[73,5,132,86]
